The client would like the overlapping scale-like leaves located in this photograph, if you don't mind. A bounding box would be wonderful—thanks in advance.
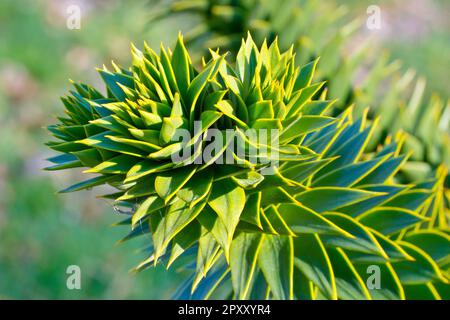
[46,34,450,300]
[151,0,450,219]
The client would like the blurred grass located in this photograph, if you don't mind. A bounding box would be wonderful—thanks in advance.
[0,0,183,299]
[0,0,448,299]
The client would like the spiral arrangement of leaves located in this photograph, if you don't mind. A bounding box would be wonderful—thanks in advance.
[46,34,450,299]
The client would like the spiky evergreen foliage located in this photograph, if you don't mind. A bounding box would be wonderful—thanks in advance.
[150,0,450,214]
[46,35,450,300]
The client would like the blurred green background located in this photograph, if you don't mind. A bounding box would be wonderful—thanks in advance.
[0,0,448,299]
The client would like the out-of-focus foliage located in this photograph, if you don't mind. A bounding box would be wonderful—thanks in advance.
[46,35,450,299]
[0,0,181,299]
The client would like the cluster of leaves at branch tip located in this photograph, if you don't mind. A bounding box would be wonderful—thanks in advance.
[46,32,450,300]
